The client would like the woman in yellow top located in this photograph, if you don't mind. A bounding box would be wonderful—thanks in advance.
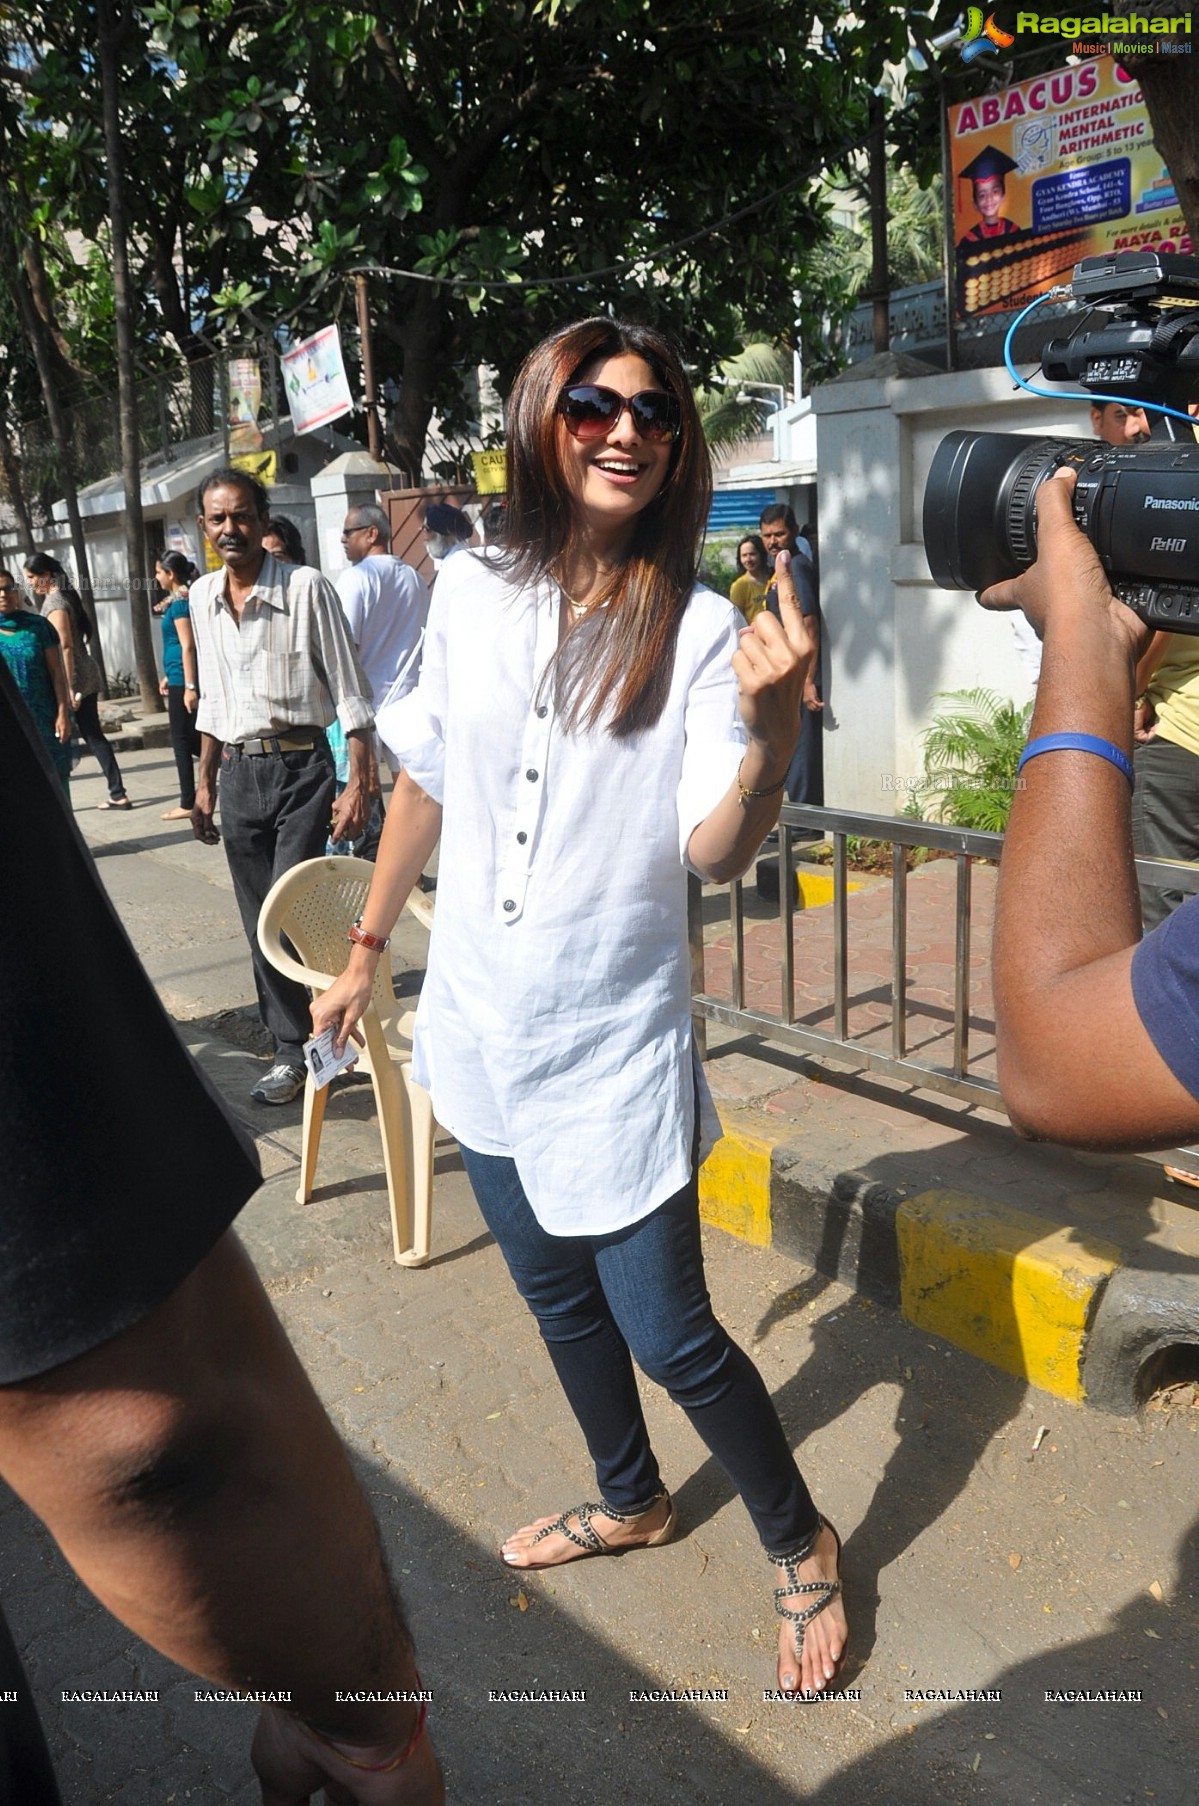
[729,534,770,622]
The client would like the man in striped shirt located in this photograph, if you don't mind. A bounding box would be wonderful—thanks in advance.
[190,468,374,1104]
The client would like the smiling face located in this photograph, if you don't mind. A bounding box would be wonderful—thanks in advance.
[198,481,266,574]
[973,175,1005,224]
[557,351,673,555]
[738,538,766,577]
[24,568,52,598]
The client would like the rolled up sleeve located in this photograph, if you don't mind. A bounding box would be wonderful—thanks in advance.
[676,609,747,868]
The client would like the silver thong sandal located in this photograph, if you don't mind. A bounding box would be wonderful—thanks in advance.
[771,1515,844,1690]
[507,1487,676,1567]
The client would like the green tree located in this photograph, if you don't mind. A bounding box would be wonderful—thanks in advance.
[140,0,929,473]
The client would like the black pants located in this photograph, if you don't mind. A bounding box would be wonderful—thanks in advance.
[165,685,201,809]
[785,703,824,807]
[218,740,335,1065]
[1132,737,1199,932]
[73,691,126,801]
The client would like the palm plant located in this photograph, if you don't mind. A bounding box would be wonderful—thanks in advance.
[912,688,1033,832]
[694,341,792,453]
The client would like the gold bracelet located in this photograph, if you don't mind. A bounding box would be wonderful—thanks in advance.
[736,759,788,805]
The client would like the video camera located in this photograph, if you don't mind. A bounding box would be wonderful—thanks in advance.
[923,251,1199,632]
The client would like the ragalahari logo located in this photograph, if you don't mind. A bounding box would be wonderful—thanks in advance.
[961,7,1017,58]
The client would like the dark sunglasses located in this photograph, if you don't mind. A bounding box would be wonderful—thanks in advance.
[557,384,680,442]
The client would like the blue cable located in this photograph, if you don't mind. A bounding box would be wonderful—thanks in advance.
[1001,287,1199,431]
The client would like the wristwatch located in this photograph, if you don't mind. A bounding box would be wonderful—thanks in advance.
[348,916,390,953]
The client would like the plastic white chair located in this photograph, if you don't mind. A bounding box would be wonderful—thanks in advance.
[256,856,435,1267]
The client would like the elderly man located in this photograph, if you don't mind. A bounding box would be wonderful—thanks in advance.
[337,502,430,718]
[423,501,473,571]
[333,502,431,859]
[190,468,374,1104]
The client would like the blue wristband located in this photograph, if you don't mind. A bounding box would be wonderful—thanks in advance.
[1016,732,1134,789]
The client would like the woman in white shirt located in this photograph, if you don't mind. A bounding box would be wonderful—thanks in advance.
[312,318,847,1697]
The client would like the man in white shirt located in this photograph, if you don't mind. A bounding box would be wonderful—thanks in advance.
[336,504,430,722]
[335,503,430,860]
[190,468,375,1104]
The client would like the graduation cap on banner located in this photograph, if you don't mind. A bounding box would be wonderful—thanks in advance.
[959,145,1018,185]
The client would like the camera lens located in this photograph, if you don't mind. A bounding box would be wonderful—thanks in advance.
[923,432,1070,593]
[923,431,1199,630]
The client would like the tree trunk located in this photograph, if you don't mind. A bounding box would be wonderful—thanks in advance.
[385,286,446,482]
[0,430,36,550]
[7,262,107,690]
[97,0,158,710]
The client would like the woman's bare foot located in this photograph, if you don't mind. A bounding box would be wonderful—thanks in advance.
[501,1492,674,1569]
[775,1522,847,1696]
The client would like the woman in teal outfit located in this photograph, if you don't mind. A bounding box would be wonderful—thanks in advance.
[155,553,201,819]
[0,571,72,788]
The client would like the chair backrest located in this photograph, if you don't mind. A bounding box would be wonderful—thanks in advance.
[257,856,428,1024]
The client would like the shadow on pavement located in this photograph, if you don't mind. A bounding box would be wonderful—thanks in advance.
[4,1450,818,1806]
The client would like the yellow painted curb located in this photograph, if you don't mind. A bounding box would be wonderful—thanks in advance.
[897,1190,1121,1402]
[796,871,862,910]
[699,1113,774,1248]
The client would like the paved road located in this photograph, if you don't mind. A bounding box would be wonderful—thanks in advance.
[3,745,1197,1804]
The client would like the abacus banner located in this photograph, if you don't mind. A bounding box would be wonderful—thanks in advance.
[949,54,1191,321]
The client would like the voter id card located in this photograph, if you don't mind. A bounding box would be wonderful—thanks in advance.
[302,1027,360,1090]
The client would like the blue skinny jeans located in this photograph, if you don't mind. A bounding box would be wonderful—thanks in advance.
[459,1145,819,1558]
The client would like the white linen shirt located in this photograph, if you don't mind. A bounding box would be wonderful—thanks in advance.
[191,552,374,744]
[376,550,747,1236]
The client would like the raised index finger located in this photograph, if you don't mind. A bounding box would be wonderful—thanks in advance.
[771,550,810,649]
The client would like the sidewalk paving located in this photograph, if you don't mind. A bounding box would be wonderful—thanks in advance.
[3,742,1199,1803]
[704,857,998,1084]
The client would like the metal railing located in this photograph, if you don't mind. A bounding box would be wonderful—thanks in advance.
[690,803,1199,1129]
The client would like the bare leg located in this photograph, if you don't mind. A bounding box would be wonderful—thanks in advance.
[0,1229,442,1800]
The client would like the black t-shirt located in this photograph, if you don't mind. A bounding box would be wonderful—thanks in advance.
[0,661,260,1384]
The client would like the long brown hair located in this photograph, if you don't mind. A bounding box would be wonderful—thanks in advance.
[501,317,712,738]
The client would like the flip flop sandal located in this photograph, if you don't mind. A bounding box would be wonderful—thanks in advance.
[504,1487,676,1567]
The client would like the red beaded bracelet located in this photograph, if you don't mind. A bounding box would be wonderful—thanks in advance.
[307,1696,428,1773]
[348,917,390,953]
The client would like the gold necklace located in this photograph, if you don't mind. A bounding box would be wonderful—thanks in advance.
[557,579,615,616]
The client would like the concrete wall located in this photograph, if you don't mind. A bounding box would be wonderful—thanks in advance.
[813,364,1090,814]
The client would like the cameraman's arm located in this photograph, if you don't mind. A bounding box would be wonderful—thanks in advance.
[979,470,1199,1147]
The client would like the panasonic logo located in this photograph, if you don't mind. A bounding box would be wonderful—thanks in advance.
[1144,495,1199,511]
